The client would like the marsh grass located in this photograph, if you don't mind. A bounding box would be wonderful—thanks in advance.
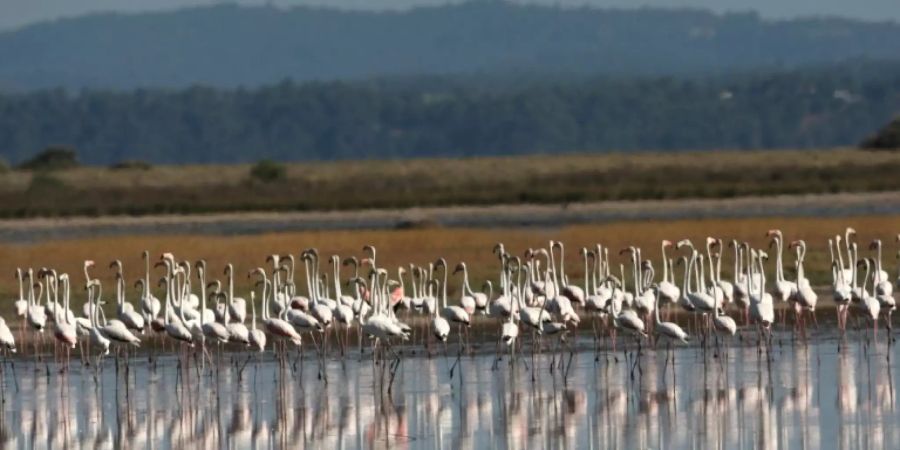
[0,149,898,217]
[0,214,896,315]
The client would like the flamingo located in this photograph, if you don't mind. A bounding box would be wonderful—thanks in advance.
[13,268,27,317]
[748,249,775,341]
[223,264,250,345]
[870,240,896,328]
[302,250,334,329]
[26,269,47,332]
[767,230,797,306]
[436,259,470,327]
[52,274,78,352]
[158,259,193,346]
[713,239,734,305]
[855,257,881,337]
[139,251,162,321]
[830,256,852,331]
[97,275,143,346]
[110,260,146,333]
[0,317,15,353]
[452,262,478,316]
[248,291,266,352]
[554,241,585,306]
[85,280,110,360]
[657,241,681,307]
[429,279,451,343]
[607,274,646,361]
[650,283,688,373]
[788,240,818,335]
[197,262,230,346]
[250,268,301,346]
[704,237,726,307]
[515,261,551,331]
[729,240,751,323]
[677,244,716,319]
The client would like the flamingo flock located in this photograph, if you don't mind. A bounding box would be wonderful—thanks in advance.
[0,229,897,383]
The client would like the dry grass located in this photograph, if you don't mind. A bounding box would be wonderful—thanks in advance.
[1,148,899,217]
[0,214,896,312]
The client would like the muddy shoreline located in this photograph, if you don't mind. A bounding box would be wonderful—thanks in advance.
[1,190,898,242]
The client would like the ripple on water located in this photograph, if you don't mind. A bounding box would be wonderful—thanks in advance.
[0,333,898,449]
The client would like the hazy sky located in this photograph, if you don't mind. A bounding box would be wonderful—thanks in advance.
[1,0,899,31]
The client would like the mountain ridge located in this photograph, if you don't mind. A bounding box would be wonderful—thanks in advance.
[1,2,899,90]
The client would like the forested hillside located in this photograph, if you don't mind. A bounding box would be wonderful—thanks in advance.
[0,62,897,164]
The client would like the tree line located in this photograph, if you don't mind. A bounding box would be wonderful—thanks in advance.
[0,62,898,165]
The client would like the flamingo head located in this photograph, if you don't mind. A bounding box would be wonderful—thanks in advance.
[675,239,693,249]
[765,229,781,238]
[492,243,505,255]
[84,260,95,269]
[661,239,673,248]
[869,239,881,250]
[342,256,357,267]
[108,259,122,270]
[452,262,466,274]
[705,237,717,247]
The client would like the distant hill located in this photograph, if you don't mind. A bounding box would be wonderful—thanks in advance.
[1,62,897,165]
[1,1,899,90]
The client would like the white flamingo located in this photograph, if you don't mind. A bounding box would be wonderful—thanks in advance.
[657,241,681,306]
[110,260,146,333]
[248,291,266,352]
[251,268,302,347]
[767,229,797,305]
[554,241,585,306]
[789,240,818,332]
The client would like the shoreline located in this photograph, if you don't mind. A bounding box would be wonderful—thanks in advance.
[0,190,898,242]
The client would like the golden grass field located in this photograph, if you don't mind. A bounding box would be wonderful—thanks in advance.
[2,148,900,217]
[1,214,897,312]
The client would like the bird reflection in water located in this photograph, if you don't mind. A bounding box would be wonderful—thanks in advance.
[1,336,900,449]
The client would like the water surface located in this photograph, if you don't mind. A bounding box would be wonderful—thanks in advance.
[0,331,897,449]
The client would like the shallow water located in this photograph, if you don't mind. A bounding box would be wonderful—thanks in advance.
[0,332,898,449]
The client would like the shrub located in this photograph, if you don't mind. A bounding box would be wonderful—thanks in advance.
[861,117,900,150]
[250,159,286,183]
[27,172,66,193]
[19,146,80,171]
[110,160,152,170]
